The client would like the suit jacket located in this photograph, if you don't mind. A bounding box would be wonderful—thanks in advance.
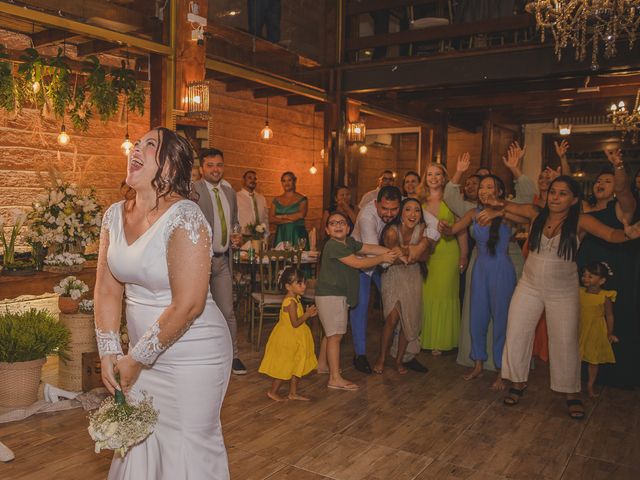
[193,179,239,252]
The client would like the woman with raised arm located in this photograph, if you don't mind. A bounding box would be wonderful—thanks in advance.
[94,127,232,479]
[480,176,640,419]
[576,148,639,388]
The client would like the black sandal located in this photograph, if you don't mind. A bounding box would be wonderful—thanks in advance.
[566,399,585,420]
[503,385,527,406]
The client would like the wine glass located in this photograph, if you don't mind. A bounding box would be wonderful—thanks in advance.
[297,237,307,252]
[231,225,243,263]
[282,241,292,251]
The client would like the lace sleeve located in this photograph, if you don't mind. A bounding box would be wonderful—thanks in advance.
[163,201,213,256]
[129,201,213,366]
[95,329,123,358]
[101,202,121,232]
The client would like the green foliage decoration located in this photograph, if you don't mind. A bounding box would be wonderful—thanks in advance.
[0,309,70,363]
[0,46,145,130]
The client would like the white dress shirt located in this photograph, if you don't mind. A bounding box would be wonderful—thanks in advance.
[351,201,387,275]
[205,179,231,253]
[236,188,269,236]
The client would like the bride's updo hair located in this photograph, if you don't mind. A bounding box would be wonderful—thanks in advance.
[123,127,195,205]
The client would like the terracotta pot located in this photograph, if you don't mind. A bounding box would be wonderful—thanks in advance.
[0,358,46,407]
[58,296,80,314]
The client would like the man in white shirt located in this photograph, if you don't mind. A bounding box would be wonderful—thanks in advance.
[193,148,247,375]
[236,170,269,238]
[358,169,395,209]
[350,185,402,374]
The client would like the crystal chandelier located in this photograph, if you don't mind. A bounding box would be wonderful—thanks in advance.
[609,89,640,143]
[526,1,640,69]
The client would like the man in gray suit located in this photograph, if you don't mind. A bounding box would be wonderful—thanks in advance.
[194,148,246,375]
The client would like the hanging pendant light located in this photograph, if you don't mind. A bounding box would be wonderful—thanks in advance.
[309,112,318,174]
[121,94,133,156]
[260,98,273,140]
[57,123,70,146]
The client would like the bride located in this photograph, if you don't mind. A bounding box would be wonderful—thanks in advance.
[94,127,232,479]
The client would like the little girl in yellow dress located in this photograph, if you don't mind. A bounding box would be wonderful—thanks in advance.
[259,266,318,401]
[579,261,618,398]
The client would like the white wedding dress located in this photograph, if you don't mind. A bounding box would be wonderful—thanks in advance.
[102,199,232,479]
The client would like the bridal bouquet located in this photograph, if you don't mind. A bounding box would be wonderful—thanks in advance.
[88,389,158,456]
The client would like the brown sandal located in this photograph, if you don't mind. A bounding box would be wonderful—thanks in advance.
[503,385,527,406]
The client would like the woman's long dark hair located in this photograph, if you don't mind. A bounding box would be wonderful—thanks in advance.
[123,127,196,208]
[379,197,428,279]
[529,175,582,261]
[478,175,506,256]
[632,168,640,201]
[586,169,614,207]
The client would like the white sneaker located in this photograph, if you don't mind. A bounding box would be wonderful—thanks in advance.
[0,441,15,462]
[44,383,79,403]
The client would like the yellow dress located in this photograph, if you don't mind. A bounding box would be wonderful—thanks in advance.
[579,288,617,365]
[259,296,317,380]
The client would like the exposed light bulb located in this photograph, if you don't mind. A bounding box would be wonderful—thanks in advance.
[193,95,201,104]
[359,144,368,154]
[260,122,273,140]
[309,164,318,175]
[121,134,133,156]
[57,124,70,146]
[558,124,572,136]
[32,81,41,93]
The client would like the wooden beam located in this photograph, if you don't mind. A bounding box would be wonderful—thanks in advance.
[205,57,329,102]
[76,39,121,56]
[222,79,262,92]
[287,95,322,106]
[0,2,171,55]
[346,0,441,16]
[343,46,640,93]
[346,14,534,52]
[18,0,156,31]
[253,87,291,98]
[30,28,70,47]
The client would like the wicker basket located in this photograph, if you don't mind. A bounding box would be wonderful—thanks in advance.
[43,264,84,274]
[58,312,97,391]
[0,358,46,407]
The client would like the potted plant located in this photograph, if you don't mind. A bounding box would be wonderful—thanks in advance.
[245,222,267,252]
[54,276,89,314]
[0,209,35,275]
[0,309,70,407]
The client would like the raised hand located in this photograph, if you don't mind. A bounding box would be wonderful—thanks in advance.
[545,165,562,181]
[554,139,569,159]
[456,152,471,174]
[503,141,525,173]
[604,148,623,168]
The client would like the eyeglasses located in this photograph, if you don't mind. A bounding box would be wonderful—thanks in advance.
[328,220,347,226]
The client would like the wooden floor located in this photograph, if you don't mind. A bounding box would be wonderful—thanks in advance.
[1,315,639,480]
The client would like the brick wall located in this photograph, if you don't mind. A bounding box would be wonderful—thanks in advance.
[354,141,397,203]
[208,80,324,233]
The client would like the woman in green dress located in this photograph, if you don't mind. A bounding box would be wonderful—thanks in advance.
[269,171,309,249]
[419,163,468,355]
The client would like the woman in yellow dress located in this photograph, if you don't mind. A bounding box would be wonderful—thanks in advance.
[259,267,318,401]
[579,261,618,398]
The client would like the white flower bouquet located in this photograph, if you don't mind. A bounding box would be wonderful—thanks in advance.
[43,252,86,273]
[26,181,103,253]
[245,222,267,240]
[79,299,94,313]
[88,388,158,456]
[53,276,89,300]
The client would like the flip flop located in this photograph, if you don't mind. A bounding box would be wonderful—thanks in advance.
[566,399,585,420]
[327,383,359,391]
[503,385,527,406]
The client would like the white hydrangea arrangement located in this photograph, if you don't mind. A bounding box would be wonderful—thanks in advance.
[44,252,86,266]
[79,299,94,313]
[53,276,89,300]
[246,222,267,240]
[25,181,103,252]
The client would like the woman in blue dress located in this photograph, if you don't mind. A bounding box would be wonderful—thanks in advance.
[439,175,516,390]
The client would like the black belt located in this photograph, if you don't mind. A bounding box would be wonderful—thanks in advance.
[213,250,230,258]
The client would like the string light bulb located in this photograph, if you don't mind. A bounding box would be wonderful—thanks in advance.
[121,133,133,156]
[359,144,368,154]
[32,81,40,93]
[57,124,70,146]
[309,164,318,174]
[260,98,273,140]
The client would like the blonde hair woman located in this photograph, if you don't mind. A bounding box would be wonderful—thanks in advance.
[418,163,468,355]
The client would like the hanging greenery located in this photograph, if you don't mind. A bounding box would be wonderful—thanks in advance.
[0,45,145,131]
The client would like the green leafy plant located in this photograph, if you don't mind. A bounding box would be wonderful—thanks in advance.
[112,60,145,116]
[17,47,46,109]
[0,309,70,363]
[0,45,15,112]
[84,55,118,121]
[46,48,72,118]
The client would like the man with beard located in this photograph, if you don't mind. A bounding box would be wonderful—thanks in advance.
[236,170,269,240]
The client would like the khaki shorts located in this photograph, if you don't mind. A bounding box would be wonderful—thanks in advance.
[315,295,349,337]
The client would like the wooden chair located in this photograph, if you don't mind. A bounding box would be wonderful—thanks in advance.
[250,250,294,350]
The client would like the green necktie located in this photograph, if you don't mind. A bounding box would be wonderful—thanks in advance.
[212,187,228,247]
[251,193,260,224]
